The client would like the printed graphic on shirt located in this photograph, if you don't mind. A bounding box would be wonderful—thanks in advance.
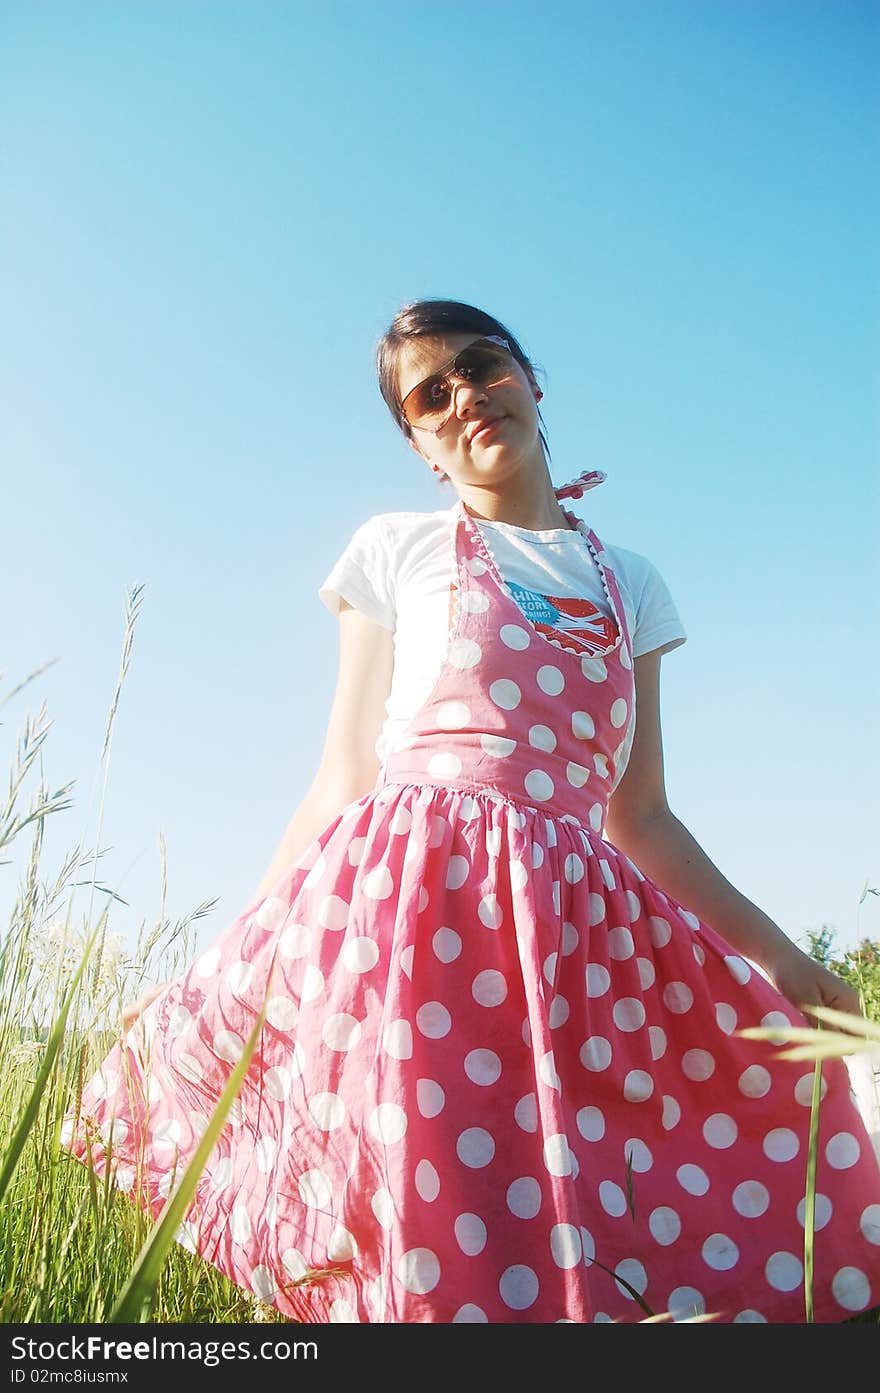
[449,579,616,656]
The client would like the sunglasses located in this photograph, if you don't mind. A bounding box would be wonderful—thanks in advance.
[399,336,516,433]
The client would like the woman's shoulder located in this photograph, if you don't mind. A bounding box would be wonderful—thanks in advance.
[345,506,456,552]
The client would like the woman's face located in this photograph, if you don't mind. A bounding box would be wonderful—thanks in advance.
[395,333,545,490]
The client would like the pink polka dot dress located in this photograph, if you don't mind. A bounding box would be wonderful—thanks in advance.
[64,473,880,1323]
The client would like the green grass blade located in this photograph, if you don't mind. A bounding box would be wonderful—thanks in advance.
[803,1059,823,1323]
[0,917,105,1206]
[107,999,268,1323]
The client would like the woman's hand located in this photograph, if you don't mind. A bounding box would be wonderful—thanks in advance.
[120,980,169,1034]
[766,940,863,1025]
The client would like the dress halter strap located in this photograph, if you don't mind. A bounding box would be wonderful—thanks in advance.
[553,469,607,500]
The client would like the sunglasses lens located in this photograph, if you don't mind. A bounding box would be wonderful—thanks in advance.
[402,341,513,429]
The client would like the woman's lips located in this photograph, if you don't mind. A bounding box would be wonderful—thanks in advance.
[470,417,505,445]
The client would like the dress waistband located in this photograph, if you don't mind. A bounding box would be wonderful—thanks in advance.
[377,765,609,839]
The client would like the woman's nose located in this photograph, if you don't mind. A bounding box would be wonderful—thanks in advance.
[452,378,489,417]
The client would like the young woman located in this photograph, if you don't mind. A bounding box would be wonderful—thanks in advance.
[67,300,880,1324]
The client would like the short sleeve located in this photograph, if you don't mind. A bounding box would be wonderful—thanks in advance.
[318,514,396,630]
[629,555,687,659]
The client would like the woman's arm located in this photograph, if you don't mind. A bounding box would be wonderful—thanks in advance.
[604,650,861,1019]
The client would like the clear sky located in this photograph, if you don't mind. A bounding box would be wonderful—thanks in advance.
[2,0,878,966]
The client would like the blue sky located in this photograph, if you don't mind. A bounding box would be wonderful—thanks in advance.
[2,0,878,965]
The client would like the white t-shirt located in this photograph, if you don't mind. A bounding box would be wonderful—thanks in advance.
[319,507,687,763]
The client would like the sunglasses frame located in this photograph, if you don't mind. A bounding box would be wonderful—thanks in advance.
[399,335,515,435]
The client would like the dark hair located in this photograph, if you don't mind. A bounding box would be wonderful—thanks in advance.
[376,299,550,462]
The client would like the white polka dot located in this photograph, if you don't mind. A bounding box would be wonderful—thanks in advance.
[416,1001,452,1038]
[649,1207,682,1246]
[832,1267,871,1311]
[610,698,628,728]
[281,1246,308,1281]
[543,1133,574,1177]
[594,753,609,778]
[566,762,590,788]
[342,939,378,974]
[500,1265,539,1310]
[427,752,462,779]
[329,1298,358,1322]
[663,981,694,1013]
[624,1070,653,1101]
[417,1078,445,1118]
[624,1139,653,1173]
[532,842,545,870]
[489,678,522,710]
[449,638,482,669]
[725,955,752,985]
[608,926,634,959]
[586,963,611,997]
[515,1093,538,1132]
[230,1207,252,1244]
[549,994,570,1028]
[826,1132,861,1169]
[255,897,288,932]
[667,1287,706,1321]
[682,1049,715,1081]
[588,893,606,925]
[581,657,607,682]
[794,1072,828,1106]
[298,1169,332,1209]
[764,1128,799,1162]
[263,994,297,1032]
[472,969,507,1006]
[453,1303,488,1322]
[613,998,646,1033]
[454,1212,487,1255]
[457,1127,495,1168]
[528,724,556,752]
[167,1006,192,1039]
[704,1114,737,1148]
[464,556,488,576]
[649,1026,667,1060]
[702,1233,739,1271]
[564,853,585,884]
[576,1106,605,1142]
[481,734,516,758]
[415,1159,440,1202]
[500,623,531,650]
[323,1013,362,1051]
[614,1259,648,1300]
[637,956,655,990]
[663,1095,682,1130]
[383,1019,413,1060]
[398,1248,441,1295]
[537,665,565,696]
[539,1051,562,1092]
[765,1251,803,1292]
[458,589,489,613]
[195,947,222,976]
[738,1064,771,1097]
[214,1030,244,1063]
[677,1164,710,1196]
[507,1176,542,1219]
[860,1204,880,1244]
[317,895,350,930]
[465,1048,502,1086]
[263,1065,292,1100]
[580,1036,612,1072]
[210,1157,234,1191]
[762,1010,793,1029]
[572,710,596,740]
[588,803,604,831]
[389,805,412,834]
[279,923,311,959]
[177,1053,203,1084]
[599,1181,627,1217]
[798,1193,833,1230]
[478,893,503,928]
[524,769,554,801]
[433,927,462,962]
[550,1224,582,1269]
[733,1310,768,1323]
[509,859,529,892]
[254,1136,277,1173]
[437,700,471,729]
[445,855,470,889]
[648,915,671,948]
[368,1103,408,1145]
[309,1092,345,1131]
[733,1181,770,1218]
[716,1003,737,1034]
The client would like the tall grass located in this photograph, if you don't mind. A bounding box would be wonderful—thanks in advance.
[0,591,286,1323]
